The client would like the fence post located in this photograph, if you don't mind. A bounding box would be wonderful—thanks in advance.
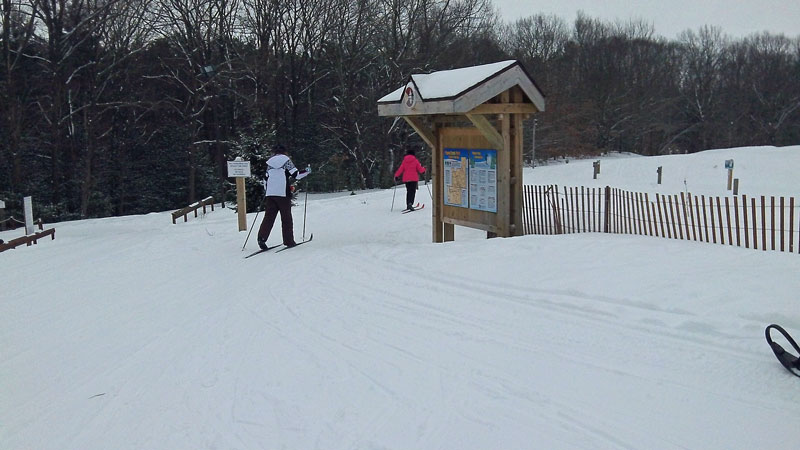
[604,186,611,233]
[733,178,739,195]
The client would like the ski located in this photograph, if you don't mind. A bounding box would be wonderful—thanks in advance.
[400,202,421,213]
[275,233,314,253]
[244,244,281,259]
[402,203,424,214]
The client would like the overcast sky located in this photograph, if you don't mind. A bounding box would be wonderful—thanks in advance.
[492,0,800,40]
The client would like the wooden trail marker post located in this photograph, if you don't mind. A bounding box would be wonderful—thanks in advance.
[227,157,251,231]
[657,166,663,185]
[378,60,545,242]
[725,159,734,190]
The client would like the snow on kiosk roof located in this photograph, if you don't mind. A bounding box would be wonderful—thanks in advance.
[377,60,545,116]
[378,60,545,243]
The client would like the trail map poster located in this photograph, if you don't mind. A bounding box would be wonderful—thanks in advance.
[469,150,497,213]
[443,149,469,208]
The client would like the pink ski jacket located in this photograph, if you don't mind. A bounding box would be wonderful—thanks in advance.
[394,155,426,182]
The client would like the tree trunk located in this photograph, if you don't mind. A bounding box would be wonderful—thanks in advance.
[80,103,95,218]
[188,146,197,204]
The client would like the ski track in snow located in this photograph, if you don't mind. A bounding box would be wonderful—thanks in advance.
[314,244,795,449]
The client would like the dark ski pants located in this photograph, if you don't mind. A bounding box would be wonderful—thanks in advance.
[257,196,295,246]
[405,181,418,208]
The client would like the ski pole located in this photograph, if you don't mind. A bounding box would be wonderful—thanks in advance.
[425,169,432,200]
[242,205,261,251]
[302,178,309,241]
[391,181,397,211]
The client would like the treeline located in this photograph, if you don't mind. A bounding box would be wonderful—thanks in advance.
[1,0,798,221]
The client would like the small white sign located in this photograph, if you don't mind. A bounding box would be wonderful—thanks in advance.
[227,160,251,177]
[0,200,5,209]
[725,159,734,169]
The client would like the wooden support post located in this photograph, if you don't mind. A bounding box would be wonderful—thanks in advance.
[228,157,251,232]
[432,125,444,243]
[466,114,503,150]
[404,117,436,149]
[236,177,246,231]
[511,90,525,236]
[444,223,454,241]
[494,91,512,237]
[725,159,735,191]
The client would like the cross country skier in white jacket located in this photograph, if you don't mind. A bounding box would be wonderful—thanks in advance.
[257,144,310,250]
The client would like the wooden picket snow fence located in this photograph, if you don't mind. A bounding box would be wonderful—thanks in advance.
[523,185,800,254]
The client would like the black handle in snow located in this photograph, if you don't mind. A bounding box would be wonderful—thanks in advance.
[765,324,800,378]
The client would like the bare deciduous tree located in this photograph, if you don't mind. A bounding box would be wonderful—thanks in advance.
[1,0,37,192]
[150,0,239,202]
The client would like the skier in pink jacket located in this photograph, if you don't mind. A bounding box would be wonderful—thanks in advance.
[394,149,426,211]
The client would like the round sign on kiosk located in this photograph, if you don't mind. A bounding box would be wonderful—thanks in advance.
[404,84,416,109]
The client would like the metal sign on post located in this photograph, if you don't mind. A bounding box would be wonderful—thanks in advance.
[227,158,251,231]
[725,159,734,169]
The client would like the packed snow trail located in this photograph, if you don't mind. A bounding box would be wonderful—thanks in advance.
[2,147,800,449]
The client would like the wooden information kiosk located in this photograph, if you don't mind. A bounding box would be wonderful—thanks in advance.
[378,60,545,242]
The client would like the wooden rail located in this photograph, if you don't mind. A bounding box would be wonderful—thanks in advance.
[171,196,215,224]
[523,185,800,255]
[0,228,56,253]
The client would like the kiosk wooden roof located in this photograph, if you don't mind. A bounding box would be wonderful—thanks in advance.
[378,60,544,117]
[378,60,545,242]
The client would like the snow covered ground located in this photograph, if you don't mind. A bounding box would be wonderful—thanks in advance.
[2,145,799,449]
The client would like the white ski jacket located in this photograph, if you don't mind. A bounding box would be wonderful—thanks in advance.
[263,154,308,197]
